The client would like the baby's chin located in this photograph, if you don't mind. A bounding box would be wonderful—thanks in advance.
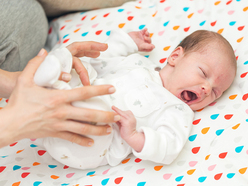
[188,103,208,111]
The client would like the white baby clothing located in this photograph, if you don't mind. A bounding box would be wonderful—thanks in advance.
[34,29,194,169]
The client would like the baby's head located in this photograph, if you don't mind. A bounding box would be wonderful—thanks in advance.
[159,30,236,111]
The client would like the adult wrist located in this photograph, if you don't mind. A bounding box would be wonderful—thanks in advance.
[0,107,17,148]
[0,70,21,98]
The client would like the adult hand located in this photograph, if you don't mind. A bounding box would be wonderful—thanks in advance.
[0,42,108,98]
[0,46,119,148]
[65,41,108,86]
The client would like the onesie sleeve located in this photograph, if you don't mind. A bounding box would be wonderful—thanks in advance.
[89,29,139,75]
[99,29,139,58]
[132,105,194,165]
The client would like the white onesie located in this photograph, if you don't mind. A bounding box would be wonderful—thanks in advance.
[34,29,194,169]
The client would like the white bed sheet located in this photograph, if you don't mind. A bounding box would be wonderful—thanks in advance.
[0,0,248,185]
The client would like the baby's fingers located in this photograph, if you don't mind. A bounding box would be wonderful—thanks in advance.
[144,30,150,37]
[140,43,155,52]
[112,106,131,119]
[112,106,123,115]
[141,28,148,35]
[112,106,129,118]
[144,36,152,44]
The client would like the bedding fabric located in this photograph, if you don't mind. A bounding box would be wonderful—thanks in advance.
[0,0,248,185]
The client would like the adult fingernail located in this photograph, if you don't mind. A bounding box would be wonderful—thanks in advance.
[107,126,112,133]
[108,87,116,94]
[37,48,45,56]
[88,140,94,146]
[114,115,121,121]
[62,73,71,81]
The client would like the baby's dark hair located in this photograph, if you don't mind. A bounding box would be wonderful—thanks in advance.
[177,30,237,71]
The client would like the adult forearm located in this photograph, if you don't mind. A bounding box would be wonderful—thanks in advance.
[0,69,20,98]
[0,107,18,148]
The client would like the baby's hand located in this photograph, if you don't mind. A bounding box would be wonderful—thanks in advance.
[112,106,145,152]
[112,106,137,140]
[128,28,155,52]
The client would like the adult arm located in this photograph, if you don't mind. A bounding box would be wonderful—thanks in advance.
[0,69,20,98]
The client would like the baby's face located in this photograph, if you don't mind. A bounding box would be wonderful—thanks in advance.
[160,45,236,111]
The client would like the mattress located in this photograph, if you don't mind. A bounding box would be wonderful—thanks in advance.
[0,0,248,185]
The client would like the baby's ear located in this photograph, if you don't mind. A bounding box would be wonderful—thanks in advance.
[167,46,184,66]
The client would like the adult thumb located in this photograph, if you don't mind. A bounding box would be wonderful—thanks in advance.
[37,48,46,57]
[20,48,48,79]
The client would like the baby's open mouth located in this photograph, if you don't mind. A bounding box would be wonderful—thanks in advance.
[181,90,197,103]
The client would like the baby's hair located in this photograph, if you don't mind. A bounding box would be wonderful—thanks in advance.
[177,30,237,71]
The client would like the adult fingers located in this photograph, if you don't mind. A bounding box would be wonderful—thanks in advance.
[67,41,108,57]
[141,43,155,52]
[20,49,48,80]
[55,131,95,146]
[64,85,116,102]
[81,51,103,58]
[72,57,90,86]
[58,56,90,85]
[59,72,72,82]
[56,120,112,136]
[66,106,120,123]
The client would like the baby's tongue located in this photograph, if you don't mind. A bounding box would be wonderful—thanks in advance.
[183,91,191,101]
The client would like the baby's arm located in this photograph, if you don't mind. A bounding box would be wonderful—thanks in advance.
[128,28,155,52]
[112,106,145,152]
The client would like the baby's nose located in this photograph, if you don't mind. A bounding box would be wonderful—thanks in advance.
[201,82,211,96]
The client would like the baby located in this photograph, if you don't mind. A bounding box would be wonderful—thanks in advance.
[35,28,236,169]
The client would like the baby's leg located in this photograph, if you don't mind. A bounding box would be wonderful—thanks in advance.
[34,47,72,89]
[37,50,129,169]
[43,135,113,169]
[43,96,114,169]
[35,49,113,169]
